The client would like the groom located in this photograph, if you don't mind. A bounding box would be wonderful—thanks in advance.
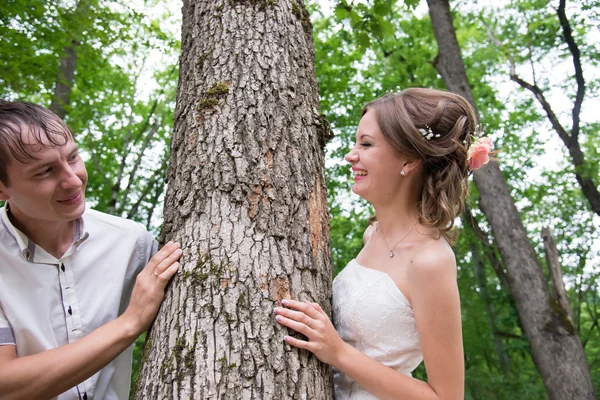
[0,100,181,399]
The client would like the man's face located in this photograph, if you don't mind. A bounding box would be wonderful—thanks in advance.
[0,126,88,225]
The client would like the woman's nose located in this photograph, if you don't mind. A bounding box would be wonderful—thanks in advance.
[344,147,358,163]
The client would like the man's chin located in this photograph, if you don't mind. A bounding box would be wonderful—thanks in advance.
[60,200,86,221]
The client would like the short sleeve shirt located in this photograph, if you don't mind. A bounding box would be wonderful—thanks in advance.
[0,204,157,400]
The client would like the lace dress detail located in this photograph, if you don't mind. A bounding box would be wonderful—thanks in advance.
[332,259,423,399]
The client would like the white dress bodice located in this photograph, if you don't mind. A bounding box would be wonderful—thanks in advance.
[332,259,423,399]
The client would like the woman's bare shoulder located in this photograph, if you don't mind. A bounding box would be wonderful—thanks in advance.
[406,236,457,282]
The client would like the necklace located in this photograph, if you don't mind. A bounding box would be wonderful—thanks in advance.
[377,221,418,258]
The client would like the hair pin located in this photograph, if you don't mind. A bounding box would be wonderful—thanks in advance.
[418,125,440,141]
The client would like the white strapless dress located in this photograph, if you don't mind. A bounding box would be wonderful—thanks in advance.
[332,259,423,399]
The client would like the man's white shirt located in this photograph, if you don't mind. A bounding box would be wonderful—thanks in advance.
[0,204,157,400]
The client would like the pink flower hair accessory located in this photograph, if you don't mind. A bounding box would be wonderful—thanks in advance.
[467,136,493,171]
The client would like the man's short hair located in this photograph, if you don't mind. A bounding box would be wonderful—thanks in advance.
[0,100,73,186]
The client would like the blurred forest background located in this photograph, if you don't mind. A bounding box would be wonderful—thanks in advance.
[1,0,598,398]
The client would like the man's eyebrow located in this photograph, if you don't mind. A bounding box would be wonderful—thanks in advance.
[24,160,53,172]
[24,145,79,172]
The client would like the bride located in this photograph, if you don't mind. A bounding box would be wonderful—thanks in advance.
[274,88,493,399]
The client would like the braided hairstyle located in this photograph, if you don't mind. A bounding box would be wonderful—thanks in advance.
[362,88,480,242]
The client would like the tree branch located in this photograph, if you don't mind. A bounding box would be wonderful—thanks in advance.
[485,20,600,216]
[129,65,177,148]
[84,136,110,185]
[581,288,599,349]
[542,227,575,327]
[494,331,526,340]
[145,160,168,231]
[463,205,510,290]
[117,121,159,215]
[509,73,572,146]
[125,156,167,221]
[557,0,585,143]
[484,20,571,145]
[111,65,177,215]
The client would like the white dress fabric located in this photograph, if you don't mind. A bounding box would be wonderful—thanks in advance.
[332,259,423,399]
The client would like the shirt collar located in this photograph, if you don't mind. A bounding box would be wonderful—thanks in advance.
[1,203,89,263]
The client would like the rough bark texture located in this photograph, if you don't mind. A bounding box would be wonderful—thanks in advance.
[134,1,333,399]
[426,0,595,399]
[542,227,575,326]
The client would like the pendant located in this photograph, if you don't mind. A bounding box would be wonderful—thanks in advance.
[389,251,394,258]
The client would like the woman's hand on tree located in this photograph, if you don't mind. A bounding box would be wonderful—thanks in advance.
[274,299,347,367]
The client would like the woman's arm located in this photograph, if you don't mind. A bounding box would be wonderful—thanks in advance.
[274,247,463,400]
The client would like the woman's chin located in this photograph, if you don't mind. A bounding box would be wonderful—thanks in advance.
[351,185,368,199]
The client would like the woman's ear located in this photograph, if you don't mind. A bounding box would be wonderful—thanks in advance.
[401,158,422,176]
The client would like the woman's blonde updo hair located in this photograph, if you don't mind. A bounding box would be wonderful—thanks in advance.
[363,88,480,243]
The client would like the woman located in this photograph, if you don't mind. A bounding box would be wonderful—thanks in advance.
[274,88,493,399]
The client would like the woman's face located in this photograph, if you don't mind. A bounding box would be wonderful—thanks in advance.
[344,110,408,204]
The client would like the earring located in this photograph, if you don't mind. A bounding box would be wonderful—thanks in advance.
[400,170,406,176]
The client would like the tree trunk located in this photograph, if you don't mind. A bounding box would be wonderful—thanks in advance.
[472,245,511,375]
[134,1,333,399]
[49,0,90,119]
[426,0,595,399]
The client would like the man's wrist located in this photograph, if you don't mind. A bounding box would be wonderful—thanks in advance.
[116,313,143,342]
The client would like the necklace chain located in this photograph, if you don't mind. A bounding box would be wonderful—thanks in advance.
[377,221,418,258]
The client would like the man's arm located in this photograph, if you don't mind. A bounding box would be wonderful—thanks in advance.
[0,241,182,400]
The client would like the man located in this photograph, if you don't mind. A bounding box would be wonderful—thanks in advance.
[0,100,181,399]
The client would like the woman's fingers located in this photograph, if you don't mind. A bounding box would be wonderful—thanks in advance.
[283,335,313,351]
[275,315,312,336]
[310,302,325,314]
[274,307,314,326]
[281,299,321,319]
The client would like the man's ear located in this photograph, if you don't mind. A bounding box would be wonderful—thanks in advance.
[0,183,10,201]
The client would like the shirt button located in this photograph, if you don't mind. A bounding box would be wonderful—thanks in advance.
[68,306,72,315]
[61,264,65,272]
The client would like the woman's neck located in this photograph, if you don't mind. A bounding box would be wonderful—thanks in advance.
[372,203,419,239]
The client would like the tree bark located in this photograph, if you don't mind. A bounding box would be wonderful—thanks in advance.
[134,1,333,399]
[542,227,575,326]
[49,0,90,119]
[426,0,595,399]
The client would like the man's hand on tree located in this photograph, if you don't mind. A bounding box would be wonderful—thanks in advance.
[122,241,182,335]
